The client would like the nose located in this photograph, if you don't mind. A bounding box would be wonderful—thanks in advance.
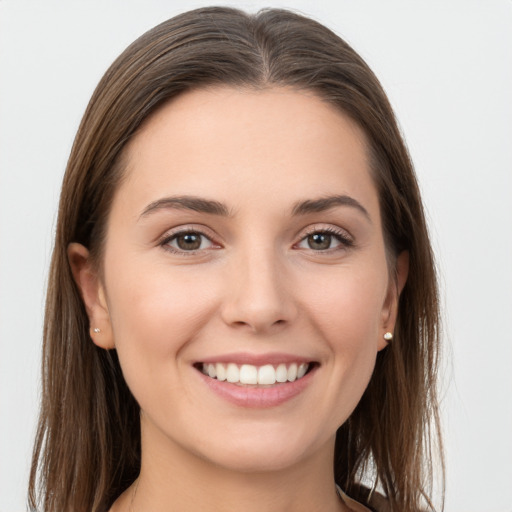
[220,248,297,334]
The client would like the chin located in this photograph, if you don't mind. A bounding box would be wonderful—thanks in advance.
[200,444,310,474]
[186,423,330,474]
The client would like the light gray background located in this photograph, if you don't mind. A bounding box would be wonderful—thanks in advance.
[1,1,511,511]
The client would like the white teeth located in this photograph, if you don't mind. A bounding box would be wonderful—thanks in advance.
[297,363,308,379]
[201,362,310,385]
[226,363,240,383]
[287,363,297,382]
[275,364,288,383]
[258,364,276,385]
[216,363,226,381]
[239,364,258,384]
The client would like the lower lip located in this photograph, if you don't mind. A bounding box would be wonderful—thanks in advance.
[196,367,316,408]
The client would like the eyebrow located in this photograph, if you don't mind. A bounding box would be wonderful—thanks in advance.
[291,195,371,221]
[139,193,370,222]
[139,195,231,219]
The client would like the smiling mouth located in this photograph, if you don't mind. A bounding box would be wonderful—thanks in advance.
[195,362,316,386]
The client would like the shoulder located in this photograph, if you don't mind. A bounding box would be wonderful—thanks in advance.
[337,484,391,512]
[341,484,431,512]
[366,491,392,512]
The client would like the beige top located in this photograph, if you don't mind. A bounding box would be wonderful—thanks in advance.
[336,485,372,512]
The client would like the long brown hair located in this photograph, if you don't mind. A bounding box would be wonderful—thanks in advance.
[29,7,443,511]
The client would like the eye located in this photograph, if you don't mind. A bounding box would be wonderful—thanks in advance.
[305,232,334,250]
[296,228,353,251]
[162,231,216,253]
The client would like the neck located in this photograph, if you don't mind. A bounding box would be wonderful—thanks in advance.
[117,417,348,512]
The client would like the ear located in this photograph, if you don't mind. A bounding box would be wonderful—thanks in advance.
[67,242,115,349]
[378,250,409,350]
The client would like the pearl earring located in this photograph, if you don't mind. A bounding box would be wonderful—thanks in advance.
[383,332,393,341]
[93,328,101,333]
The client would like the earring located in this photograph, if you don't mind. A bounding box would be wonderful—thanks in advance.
[383,332,393,341]
[93,328,101,333]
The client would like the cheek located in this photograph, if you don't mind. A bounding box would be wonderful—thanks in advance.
[303,264,386,347]
[302,263,387,404]
[103,258,220,394]
[107,256,214,338]
[287,264,388,431]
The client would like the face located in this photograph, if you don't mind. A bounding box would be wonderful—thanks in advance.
[72,87,404,474]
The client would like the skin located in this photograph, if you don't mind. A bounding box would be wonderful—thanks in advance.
[69,87,408,512]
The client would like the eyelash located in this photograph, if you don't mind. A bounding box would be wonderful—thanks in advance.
[159,226,354,255]
[159,228,218,255]
[296,226,354,252]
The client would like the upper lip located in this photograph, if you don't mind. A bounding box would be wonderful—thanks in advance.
[196,352,317,366]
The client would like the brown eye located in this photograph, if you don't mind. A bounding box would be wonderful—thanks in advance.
[176,233,202,250]
[296,228,352,252]
[165,231,213,252]
[307,233,332,250]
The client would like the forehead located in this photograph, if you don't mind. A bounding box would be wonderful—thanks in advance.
[116,86,379,218]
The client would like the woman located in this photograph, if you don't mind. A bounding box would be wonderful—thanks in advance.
[29,7,443,512]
